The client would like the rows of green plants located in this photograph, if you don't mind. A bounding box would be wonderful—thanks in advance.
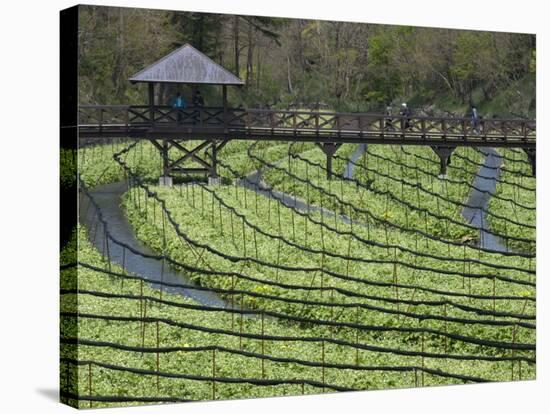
[63,226,510,408]
[116,140,534,319]
[266,144,476,242]
[77,139,297,188]
[487,149,536,252]
[262,143,532,248]
[119,168,535,385]
[78,140,161,187]
[217,141,313,180]
[67,140,535,406]
[122,172,534,323]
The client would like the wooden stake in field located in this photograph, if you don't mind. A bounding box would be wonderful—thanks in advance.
[121,246,126,292]
[393,247,399,311]
[330,289,335,339]
[141,298,147,349]
[240,293,244,349]
[321,340,326,393]
[230,210,235,246]
[420,320,425,386]
[212,349,216,400]
[355,305,360,366]
[444,302,448,353]
[218,200,224,236]
[261,312,266,378]
[160,258,164,301]
[156,320,160,393]
[346,235,352,277]
[275,239,281,282]
[242,217,247,256]
[88,362,93,408]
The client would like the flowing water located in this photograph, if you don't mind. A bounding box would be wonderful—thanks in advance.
[78,144,508,309]
[460,147,508,252]
[79,181,228,307]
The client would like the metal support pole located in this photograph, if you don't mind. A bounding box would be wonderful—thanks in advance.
[148,83,155,124]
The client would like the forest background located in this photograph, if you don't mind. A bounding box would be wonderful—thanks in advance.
[78,5,536,117]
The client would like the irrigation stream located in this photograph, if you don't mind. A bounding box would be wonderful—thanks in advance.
[79,181,228,307]
[460,148,508,253]
[79,144,508,307]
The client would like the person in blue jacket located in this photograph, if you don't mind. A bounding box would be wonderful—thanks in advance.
[172,92,187,123]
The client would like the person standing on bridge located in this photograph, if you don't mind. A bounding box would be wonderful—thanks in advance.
[385,102,394,131]
[192,90,205,125]
[172,92,187,124]
[471,105,479,134]
[400,102,411,131]
[193,90,205,107]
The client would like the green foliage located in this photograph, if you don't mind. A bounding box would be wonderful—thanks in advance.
[263,145,484,241]
[364,31,402,104]
[63,142,536,407]
[60,148,77,189]
[78,141,161,188]
[487,150,535,252]
[78,5,535,116]
[79,6,178,104]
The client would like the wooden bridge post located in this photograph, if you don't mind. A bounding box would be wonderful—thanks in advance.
[208,141,221,185]
[431,146,456,177]
[320,143,342,180]
[523,148,536,177]
[159,138,172,186]
[148,83,155,124]
[222,85,228,133]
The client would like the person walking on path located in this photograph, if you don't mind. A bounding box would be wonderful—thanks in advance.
[385,102,394,131]
[399,102,411,131]
[471,105,479,134]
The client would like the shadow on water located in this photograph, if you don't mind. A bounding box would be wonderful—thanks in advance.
[79,181,228,308]
[461,147,508,253]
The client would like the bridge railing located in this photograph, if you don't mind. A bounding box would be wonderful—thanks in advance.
[78,105,535,142]
[244,109,535,141]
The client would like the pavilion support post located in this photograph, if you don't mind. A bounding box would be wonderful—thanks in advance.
[523,148,536,177]
[222,85,228,133]
[320,143,342,180]
[159,139,173,186]
[208,141,221,185]
[148,83,155,125]
[431,146,456,178]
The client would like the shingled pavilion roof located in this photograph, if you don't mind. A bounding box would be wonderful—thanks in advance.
[129,43,244,85]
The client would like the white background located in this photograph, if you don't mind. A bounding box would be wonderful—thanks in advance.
[0,0,547,412]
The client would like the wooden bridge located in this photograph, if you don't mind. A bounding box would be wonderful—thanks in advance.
[73,45,536,181]
[79,104,535,146]
[78,104,536,179]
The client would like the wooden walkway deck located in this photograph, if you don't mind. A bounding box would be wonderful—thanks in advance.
[77,105,536,148]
